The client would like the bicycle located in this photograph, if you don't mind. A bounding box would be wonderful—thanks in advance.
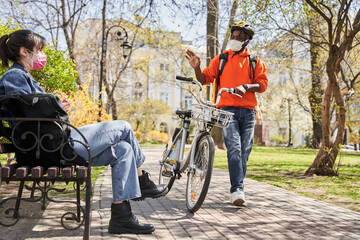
[158,75,242,213]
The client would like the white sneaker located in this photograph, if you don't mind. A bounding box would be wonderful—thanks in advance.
[230,189,245,206]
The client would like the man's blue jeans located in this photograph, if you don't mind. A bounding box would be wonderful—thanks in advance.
[70,120,144,202]
[222,107,255,193]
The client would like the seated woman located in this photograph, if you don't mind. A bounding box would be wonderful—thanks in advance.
[0,29,165,235]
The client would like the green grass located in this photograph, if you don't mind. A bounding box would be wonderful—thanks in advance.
[214,146,360,212]
[140,143,165,147]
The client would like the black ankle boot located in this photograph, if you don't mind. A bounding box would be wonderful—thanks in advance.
[108,201,154,234]
[133,170,167,201]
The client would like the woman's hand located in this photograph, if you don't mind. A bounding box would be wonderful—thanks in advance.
[61,94,71,112]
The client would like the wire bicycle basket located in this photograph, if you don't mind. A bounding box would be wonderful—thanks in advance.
[191,104,234,128]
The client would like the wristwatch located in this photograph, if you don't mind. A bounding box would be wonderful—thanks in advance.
[242,84,249,91]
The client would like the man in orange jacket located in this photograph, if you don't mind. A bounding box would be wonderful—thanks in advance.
[186,21,268,206]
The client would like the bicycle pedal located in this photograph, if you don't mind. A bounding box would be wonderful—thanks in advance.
[161,170,173,178]
[166,159,178,167]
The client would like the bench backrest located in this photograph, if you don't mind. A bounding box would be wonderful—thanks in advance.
[0,94,88,168]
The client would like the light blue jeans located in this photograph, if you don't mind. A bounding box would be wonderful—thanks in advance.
[70,120,144,202]
[222,107,256,193]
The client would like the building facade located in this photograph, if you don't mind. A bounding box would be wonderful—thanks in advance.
[74,19,207,135]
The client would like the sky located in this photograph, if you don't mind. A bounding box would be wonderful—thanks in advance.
[0,0,256,51]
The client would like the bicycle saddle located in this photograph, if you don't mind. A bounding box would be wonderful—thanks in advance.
[175,110,192,119]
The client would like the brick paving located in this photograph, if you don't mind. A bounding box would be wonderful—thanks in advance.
[91,147,360,240]
[2,146,360,239]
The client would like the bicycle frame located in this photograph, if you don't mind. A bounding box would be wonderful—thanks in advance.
[159,75,237,213]
[178,121,208,173]
[168,76,237,173]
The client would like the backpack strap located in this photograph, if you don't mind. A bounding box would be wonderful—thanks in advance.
[214,52,228,103]
[249,54,257,80]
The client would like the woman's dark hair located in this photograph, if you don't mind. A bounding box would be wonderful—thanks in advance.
[0,29,46,68]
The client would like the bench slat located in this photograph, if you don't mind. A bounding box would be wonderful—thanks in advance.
[16,166,30,179]
[62,167,74,179]
[1,164,17,178]
[76,166,86,179]
[47,167,59,179]
[31,166,44,179]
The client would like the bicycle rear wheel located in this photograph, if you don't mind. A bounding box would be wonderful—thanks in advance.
[185,133,214,213]
[158,129,183,194]
[158,160,176,194]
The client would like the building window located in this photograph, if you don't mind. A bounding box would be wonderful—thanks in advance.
[134,82,143,99]
[279,72,287,85]
[134,39,145,47]
[279,127,287,138]
[299,72,307,84]
[160,92,168,104]
[160,63,169,71]
[160,122,168,133]
[184,95,192,110]
[117,62,125,69]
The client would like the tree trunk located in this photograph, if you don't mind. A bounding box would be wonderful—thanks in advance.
[212,0,239,150]
[99,0,107,117]
[307,10,323,148]
[221,0,238,52]
[206,0,219,100]
[106,95,118,120]
[306,48,346,176]
[206,0,225,149]
[60,0,83,87]
[100,0,117,119]
[303,0,360,176]
[306,80,334,175]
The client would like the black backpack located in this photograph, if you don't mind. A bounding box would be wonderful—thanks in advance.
[214,52,257,102]
[0,93,87,168]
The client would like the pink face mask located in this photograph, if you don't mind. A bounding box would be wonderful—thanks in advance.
[32,54,47,70]
[27,50,47,70]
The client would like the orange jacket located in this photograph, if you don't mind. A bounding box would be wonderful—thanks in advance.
[203,48,268,109]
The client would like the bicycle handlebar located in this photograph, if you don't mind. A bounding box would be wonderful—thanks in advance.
[175,75,242,107]
[175,76,194,82]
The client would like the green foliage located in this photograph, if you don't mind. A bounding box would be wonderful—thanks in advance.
[0,19,78,93]
[270,134,287,145]
[30,46,79,93]
[118,97,171,134]
[0,19,21,75]
[304,133,312,148]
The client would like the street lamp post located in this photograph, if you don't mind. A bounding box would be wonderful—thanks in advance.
[286,98,292,147]
[281,98,292,147]
[98,24,132,121]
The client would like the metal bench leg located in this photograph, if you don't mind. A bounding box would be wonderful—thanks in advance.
[83,176,92,240]
[41,181,47,210]
[13,180,25,219]
[76,181,81,222]
[30,181,36,199]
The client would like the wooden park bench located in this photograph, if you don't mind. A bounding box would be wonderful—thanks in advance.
[0,116,92,240]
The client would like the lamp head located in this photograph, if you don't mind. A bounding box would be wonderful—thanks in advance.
[122,41,132,58]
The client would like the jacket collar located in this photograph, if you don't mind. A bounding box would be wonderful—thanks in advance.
[11,63,27,73]
[225,48,251,57]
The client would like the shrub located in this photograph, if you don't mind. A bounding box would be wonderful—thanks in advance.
[270,135,287,145]
[55,75,112,127]
[149,130,169,144]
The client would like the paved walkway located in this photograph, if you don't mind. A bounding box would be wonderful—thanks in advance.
[2,146,360,239]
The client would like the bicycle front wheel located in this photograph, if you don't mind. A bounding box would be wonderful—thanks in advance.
[186,133,214,213]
